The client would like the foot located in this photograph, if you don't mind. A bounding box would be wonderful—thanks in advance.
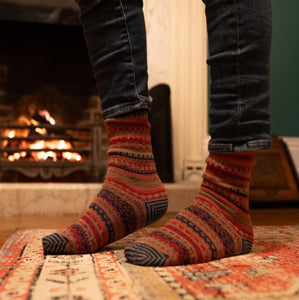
[125,152,254,266]
[42,114,168,254]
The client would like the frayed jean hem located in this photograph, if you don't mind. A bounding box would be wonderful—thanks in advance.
[208,138,272,153]
[102,98,152,119]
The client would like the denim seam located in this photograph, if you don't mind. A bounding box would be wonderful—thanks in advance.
[119,0,144,102]
[233,0,242,138]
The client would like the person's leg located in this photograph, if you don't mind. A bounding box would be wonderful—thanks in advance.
[42,0,167,254]
[77,0,151,119]
[125,0,272,266]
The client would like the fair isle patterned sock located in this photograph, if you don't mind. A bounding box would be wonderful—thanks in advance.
[125,152,255,266]
[42,114,168,254]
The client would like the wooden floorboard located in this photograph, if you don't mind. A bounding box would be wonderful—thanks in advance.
[1,209,299,248]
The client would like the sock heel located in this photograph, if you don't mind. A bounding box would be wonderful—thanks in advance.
[144,196,168,226]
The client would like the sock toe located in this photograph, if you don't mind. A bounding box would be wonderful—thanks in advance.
[42,233,69,254]
[124,242,169,266]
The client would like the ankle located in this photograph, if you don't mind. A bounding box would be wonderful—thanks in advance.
[105,113,153,156]
[105,112,150,135]
[200,151,255,212]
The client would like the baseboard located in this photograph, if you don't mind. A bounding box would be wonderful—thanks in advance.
[282,137,299,177]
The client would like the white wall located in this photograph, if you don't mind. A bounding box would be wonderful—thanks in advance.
[144,0,208,182]
[143,0,171,88]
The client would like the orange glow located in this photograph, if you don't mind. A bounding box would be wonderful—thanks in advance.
[62,152,82,162]
[4,111,82,162]
[28,139,82,162]
[8,130,15,139]
[7,151,26,162]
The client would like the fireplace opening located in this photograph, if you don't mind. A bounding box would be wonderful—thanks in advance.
[0,20,107,182]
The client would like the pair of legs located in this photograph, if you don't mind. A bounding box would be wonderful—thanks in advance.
[43,0,272,266]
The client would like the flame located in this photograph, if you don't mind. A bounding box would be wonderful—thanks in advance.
[4,110,83,163]
[38,110,56,125]
[35,127,47,135]
[62,152,82,162]
[57,140,71,150]
[28,139,82,162]
[8,130,15,139]
[30,140,45,150]
[1,130,15,148]
[7,151,26,162]
[37,151,57,162]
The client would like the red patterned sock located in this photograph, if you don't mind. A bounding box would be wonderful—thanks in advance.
[125,152,255,266]
[42,114,168,254]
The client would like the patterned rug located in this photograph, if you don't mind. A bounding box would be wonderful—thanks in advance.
[0,226,299,300]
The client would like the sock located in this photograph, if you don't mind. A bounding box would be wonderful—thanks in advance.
[125,152,255,266]
[42,114,168,254]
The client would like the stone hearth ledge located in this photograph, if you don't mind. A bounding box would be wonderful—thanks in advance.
[0,183,199,217]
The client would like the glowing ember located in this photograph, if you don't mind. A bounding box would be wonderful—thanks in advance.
[3,110,83,162]
[38,110,56,125]
[62,152,82,162]
[8,130,15,139]
[34,127,47,135]
[37,151,56,162]
[30,140,45,150]
[8,151,27,162]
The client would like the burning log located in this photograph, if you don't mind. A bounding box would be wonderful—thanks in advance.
[1,110,86,162]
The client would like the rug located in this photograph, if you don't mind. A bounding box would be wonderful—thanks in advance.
[0,226,299,300]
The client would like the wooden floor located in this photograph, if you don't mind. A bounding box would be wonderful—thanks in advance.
[1,209,299,248]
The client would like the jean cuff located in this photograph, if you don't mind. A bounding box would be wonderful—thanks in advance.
[102,98,152,119]
[208,138,272,153]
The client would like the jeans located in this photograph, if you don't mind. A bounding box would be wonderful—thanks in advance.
[75,0,272,153]
[75,0,151,119]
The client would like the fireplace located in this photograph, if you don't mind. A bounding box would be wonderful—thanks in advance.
[0,121,103,182]
[0,9,107,182]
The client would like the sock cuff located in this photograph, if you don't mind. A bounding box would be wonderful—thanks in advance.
[207,152,255,171]
[105,113,153,154]
[203,152,254,194]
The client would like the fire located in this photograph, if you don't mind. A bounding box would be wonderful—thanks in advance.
[3,111,83,162]
[8,130,15,139]
[8,151,27,162]
[63,152,82,162]
[38,110,56,125]
[1,130,15,148]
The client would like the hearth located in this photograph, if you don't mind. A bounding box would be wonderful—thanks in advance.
[0,123,102,181]
[0,91,106,182]
[0,12,107,182]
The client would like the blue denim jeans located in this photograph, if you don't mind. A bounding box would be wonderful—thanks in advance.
[75,0,272,153]
[204,0,272,152]
[75,0,151,119]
